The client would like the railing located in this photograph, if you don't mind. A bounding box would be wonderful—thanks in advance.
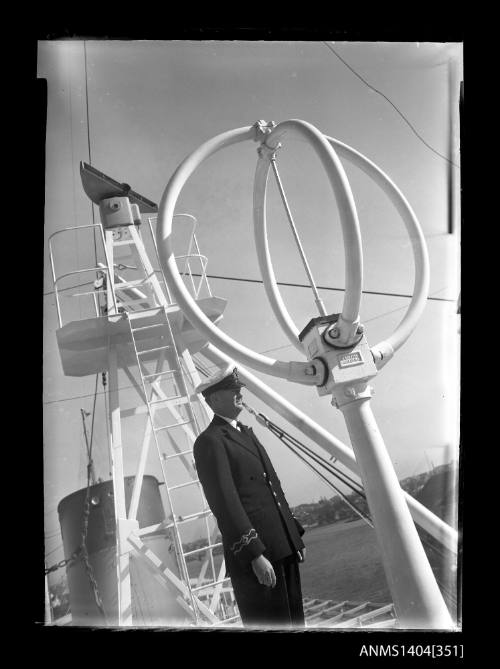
[48,216,213,329]
[48,224,118,328]
[147,214,212,301]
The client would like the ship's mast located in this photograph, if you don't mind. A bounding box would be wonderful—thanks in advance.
[50,164,237,626]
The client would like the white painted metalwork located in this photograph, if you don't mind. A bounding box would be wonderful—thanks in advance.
[324,135,430,367]
[45,566,52,624]
[252,132,430,368]
[52,201,239,626]
[51,123,456,628]
[155,119,455,628]
[48,224,118,327]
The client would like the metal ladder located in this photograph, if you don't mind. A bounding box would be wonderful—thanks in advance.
[126,308,236,624]
[109,222,238,624]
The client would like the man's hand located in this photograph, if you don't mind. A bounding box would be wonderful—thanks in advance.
[297,548,306,562]
[251,554,276,587]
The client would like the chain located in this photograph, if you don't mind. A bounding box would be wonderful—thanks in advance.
[80,465,108,621]
[45,548,82,575]
[45,465,107,623]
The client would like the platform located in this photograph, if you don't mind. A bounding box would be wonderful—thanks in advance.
[56,296,226,376]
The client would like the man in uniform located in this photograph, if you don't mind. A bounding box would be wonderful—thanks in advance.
[193,366,306,628]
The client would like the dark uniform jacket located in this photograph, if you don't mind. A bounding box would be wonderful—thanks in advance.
[193,415,305,568]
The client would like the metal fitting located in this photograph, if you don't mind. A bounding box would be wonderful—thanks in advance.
[257,140,281,161]
[323,325,340,345]
[252,119,276,141]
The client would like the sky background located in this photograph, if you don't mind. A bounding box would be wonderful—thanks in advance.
[40,40,462,576]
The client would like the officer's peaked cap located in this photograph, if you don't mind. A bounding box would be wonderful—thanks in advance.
[196,365,246,398]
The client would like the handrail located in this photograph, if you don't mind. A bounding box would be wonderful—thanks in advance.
[48,223,118,326]
[147,213,212,300]
[51,267,114,327]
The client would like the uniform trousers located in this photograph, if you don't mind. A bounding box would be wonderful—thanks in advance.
[226,552,305,628]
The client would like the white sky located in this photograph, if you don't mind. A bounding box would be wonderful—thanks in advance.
[40,40,462,571]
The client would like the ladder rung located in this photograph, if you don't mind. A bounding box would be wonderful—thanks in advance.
[153,396,194,409]
[137,345,172,355]
[128,307,164,319]
[183,541,222,557]
[191,577,231,593]
[164,508,212,528]
[153,418,193,433]
[131,323,168,332]
[149,395,183,406]
[142,370,177,381]
[121,298,157,307]
[163,448,193,460]
[177,509,211,523]
[115,279,148,289]
[128,305,178,319]
[167,478,200,492]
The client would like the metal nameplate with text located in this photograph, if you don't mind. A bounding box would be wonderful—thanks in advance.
[338,351,364,368]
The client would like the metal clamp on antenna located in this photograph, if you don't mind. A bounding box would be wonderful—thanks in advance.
[252,119,277,141]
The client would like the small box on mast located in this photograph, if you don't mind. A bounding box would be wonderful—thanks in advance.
[99,197,136,229]
[299,314,377,397]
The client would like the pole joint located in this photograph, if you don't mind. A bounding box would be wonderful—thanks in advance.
[331,382,373,409]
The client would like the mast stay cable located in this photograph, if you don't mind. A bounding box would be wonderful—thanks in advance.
[269,154,328,317]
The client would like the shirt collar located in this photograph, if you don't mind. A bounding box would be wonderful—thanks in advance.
[216,414,240,431]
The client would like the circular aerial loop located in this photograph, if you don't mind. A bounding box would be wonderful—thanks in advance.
[156,120,429,385]
[325,135,430,367]
[254,119,364,353]
[253,128,430,369]
[156,125,322,386]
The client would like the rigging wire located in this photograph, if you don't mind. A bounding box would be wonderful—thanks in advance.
[241,400,456,602]
[42,286,449,408]
[269,156,327,316]
[89,376,99,480]
[44,530,62,540]
[322,42,460,170]
[67,56,84,315]
[83,40,104,486]
[43,274,456,304]
[190,273,456,303]
[241,403,372,526]
[83,41,98,258]
[267,422,364,495]
[194,361,372,525]
[275,437,373,527]
[45,544,64,558]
